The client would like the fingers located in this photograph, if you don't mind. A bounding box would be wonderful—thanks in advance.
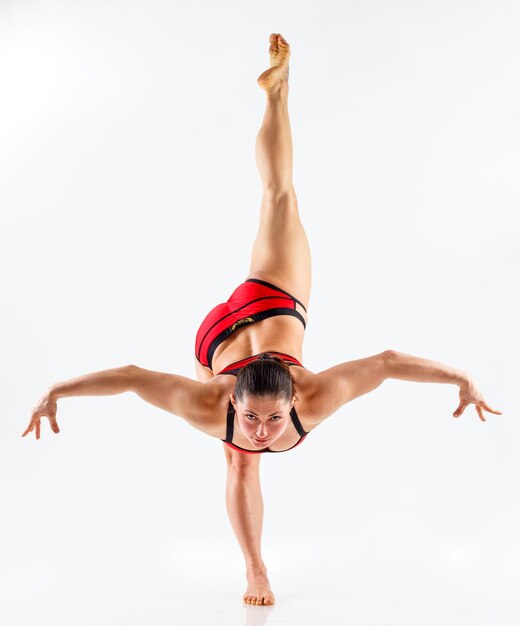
[21,419,60,438]
[453,402,503,421]
[453,403,466,417]
[21,417,38,438]
[47,414,60,433]
[21,415,60,439]
[484,404,502,415]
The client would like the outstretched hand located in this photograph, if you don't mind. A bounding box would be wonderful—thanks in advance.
[22,390,60,439]
[453,377,503,422]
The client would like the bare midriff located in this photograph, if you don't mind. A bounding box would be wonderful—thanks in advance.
[211,307,307,375]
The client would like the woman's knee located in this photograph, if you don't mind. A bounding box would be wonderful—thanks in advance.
[260,188,299,220]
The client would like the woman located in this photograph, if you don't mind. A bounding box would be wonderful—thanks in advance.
[22,33,502,606]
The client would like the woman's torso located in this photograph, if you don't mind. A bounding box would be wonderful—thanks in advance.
[202,315,316,450]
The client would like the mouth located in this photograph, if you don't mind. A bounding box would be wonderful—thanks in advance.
[253,437,270,444]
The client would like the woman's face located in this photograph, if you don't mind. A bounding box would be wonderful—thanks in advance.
[231,393,294,448]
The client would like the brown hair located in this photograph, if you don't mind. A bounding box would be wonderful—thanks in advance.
[234,353,296,403]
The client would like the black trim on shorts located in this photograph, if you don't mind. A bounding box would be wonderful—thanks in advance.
[245,278,308,312]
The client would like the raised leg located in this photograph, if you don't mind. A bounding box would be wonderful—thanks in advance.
[249,33,311,311]
[223,444,275,605]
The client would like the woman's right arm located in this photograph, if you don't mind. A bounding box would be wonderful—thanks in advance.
[22,364,221,440]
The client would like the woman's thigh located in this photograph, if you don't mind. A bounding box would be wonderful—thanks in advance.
[248,189,311,310]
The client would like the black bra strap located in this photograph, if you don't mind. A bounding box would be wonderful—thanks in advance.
[290,407,308,436]
[225,403,235,443]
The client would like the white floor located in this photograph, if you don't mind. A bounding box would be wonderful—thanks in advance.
[1,546,517,626]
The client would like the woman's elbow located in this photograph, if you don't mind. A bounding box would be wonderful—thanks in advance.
[124,364,139,388]
[381,350,398,378]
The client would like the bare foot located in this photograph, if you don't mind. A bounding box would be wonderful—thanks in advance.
[257,33,290,95]
[243,567,276,605]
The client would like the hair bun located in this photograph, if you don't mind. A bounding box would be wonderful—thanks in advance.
[234,352,296,402]
[257,352,291,376]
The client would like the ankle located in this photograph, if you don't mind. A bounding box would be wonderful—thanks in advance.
[266,81,289,101]
[246,560,267,574]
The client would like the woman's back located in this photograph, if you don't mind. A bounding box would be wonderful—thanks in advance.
[211,314,306,376]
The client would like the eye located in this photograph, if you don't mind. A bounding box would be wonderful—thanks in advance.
[245,414,281,421]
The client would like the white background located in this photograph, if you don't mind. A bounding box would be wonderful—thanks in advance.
[1,1,519,624]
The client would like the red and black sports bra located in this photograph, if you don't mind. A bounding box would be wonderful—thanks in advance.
[217,352,309,454]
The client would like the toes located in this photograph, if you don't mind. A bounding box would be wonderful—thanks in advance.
[268,33,289,49]
[244,592,274,606]
[243,594,263,605]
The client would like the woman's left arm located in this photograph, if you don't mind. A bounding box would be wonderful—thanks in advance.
[385,350,503,421]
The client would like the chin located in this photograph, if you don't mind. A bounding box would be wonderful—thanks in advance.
[251,437,271,446]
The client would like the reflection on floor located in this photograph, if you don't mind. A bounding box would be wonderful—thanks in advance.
[0,547,517,626]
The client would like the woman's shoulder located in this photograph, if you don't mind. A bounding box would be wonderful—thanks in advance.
[287,366,323,432]
[197,376,235,438]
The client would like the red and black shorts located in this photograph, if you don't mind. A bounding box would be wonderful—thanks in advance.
[195,278,307,371]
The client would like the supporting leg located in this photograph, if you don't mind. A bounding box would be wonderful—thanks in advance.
[223,444,275,605]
